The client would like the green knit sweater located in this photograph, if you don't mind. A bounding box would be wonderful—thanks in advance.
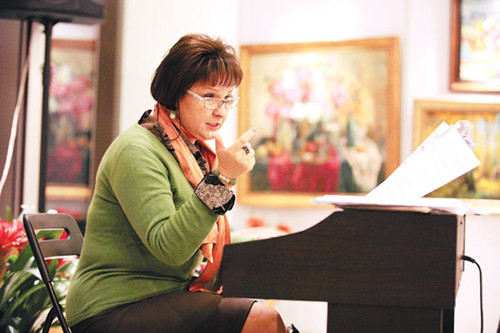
[66,123,219,326]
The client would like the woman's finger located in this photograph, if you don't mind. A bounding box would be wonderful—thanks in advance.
[232,127,256,151]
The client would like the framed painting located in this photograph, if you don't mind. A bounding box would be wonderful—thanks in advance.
[414,99,500,212]
[45,39,97,205]
[237,37,401,207]
[450,0,500,92]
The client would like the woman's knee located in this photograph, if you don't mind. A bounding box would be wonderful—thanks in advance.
[241,302,287,333]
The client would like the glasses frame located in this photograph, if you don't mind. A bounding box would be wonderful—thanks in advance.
[186,90,240,110]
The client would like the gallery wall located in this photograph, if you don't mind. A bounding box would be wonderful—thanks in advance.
[234,1,500,332]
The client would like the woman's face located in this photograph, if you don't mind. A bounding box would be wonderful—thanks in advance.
[178,82,237,142]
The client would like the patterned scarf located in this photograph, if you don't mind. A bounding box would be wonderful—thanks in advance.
[140,104,230,293]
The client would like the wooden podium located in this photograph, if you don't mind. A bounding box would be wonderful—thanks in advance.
[222,209,465,332]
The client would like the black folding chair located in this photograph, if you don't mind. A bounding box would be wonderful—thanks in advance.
[23,213,84,333]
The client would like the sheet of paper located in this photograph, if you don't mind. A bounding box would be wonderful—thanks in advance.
[366,121,480,200]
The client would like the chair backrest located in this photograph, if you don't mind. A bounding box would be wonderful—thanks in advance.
[24,213,84,259]
[23,213,84,333]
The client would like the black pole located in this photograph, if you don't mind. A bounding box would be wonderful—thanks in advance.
[16,19,32,217]
[38,18,57,213]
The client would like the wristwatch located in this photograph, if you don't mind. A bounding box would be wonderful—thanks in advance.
[211,168,238,186]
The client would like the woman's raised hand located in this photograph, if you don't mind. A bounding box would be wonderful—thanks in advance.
[214,128,256,180]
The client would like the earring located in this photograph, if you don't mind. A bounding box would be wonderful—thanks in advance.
[169,110,176,120]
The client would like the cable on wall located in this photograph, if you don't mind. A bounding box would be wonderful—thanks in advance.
[0,49,30,197]
[462,255,484,333]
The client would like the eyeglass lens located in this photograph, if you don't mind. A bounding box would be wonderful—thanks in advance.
[204,98,239,109]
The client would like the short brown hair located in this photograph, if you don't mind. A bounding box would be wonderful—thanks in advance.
[150,34,243,110]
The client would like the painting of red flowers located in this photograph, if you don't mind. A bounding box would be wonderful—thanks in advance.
[47,39,96,186]
[44,39,96,214]
[237,37,401,206]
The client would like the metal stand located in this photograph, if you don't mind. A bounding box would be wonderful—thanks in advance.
[37,18,58,213]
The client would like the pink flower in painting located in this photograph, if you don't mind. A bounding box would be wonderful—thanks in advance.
[269,81,285,99]
[47,144,83,183]
[283,85,303,104]
[331,86,348,109]
[309,88,327,106]
[57,98,76,114]
[299,82,312,102]
[75,94,93,113]
[295,67,310,84]
[265,100,281,119]
[70,76,91,94]
[278,104,292,119]
[50,81,71,99]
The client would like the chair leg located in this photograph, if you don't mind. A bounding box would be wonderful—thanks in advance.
[45,282,72,333]
[42,305,72,333]
[58,309,72,333]
[42,307,57,333]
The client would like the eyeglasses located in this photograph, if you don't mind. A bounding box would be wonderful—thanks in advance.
[187,90,240,110]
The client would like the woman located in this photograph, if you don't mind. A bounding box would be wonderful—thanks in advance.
[66,34,288,333]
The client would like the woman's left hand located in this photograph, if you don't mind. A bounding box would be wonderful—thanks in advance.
[213,127,256,179]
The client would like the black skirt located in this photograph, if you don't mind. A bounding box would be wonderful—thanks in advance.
[71,291,256,333]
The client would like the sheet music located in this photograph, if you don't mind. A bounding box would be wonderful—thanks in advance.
[367,121,480,200]
[312,120,481,214]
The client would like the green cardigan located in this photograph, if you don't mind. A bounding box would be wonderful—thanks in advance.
[66,123,219,326]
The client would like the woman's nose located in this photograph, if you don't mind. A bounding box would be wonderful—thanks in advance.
[213,103,228,117]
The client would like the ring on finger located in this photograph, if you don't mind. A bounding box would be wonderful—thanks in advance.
[242,145,250,155]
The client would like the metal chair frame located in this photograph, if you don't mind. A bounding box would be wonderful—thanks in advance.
[23,213,84,333]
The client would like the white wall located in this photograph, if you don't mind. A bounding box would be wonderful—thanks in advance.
[456,214,500,333]
[118,0,241,146]
[24,22,45,211]
[234,1,500,332]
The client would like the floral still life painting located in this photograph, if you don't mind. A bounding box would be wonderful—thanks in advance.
[47,39,96,186]
[238,38,400,206]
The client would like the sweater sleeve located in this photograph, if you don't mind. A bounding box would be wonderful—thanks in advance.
[108,144,218,266]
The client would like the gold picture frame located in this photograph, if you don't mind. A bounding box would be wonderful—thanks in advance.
[414,99,500,213]
[450,0,500,92]
[237,37,401,207]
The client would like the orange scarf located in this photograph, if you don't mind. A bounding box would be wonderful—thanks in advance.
[153,104,230,293]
